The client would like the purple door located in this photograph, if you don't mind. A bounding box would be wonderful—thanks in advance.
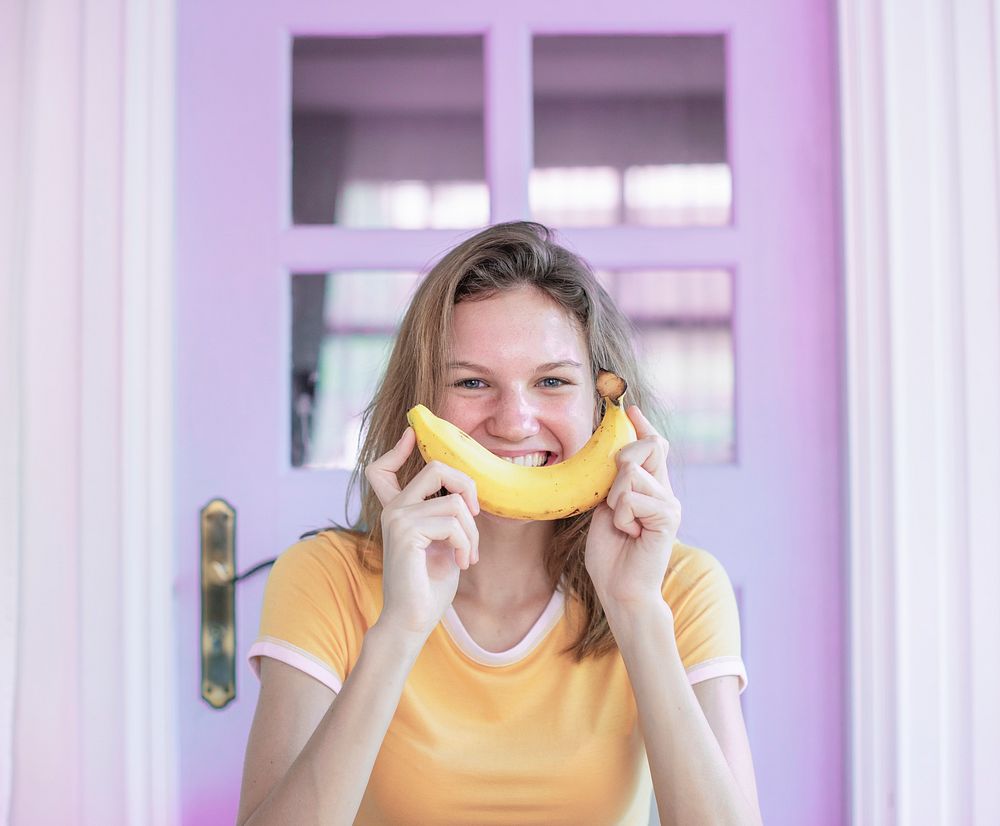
[176,2,842,823]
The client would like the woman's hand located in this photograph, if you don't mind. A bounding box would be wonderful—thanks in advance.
[584,406,681,616]
[365,426,480,640]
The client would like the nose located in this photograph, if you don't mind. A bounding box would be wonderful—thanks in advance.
[486,387,540,442]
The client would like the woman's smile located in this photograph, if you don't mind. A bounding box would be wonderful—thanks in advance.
[439,285,596,467]
[494,450,554,467]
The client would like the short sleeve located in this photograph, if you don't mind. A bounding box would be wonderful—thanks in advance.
[663,542,748,694]
[247,531,374,694]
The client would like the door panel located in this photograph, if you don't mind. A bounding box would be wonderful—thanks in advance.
[176,2,842,824]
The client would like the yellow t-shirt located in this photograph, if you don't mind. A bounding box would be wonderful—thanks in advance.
[248,530,747,826]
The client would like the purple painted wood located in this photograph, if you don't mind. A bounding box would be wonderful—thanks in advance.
[176,2,843,824]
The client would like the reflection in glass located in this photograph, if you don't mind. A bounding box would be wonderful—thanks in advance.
[530,167,621,226]
[623,164,731,225]
[291,36,488,228]
[598,269,735,463]
[291,271,420,468]
[532,35,730,227]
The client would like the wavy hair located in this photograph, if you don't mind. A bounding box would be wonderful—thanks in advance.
[334,221,668,661]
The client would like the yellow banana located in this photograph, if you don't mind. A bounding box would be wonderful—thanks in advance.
[406,376,636,520]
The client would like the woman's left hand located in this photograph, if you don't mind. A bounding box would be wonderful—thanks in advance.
[585,405,681,616]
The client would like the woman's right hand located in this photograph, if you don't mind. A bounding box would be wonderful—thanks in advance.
[364,426,480,640]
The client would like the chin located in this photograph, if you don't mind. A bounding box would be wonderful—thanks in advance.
[476,509,539,526]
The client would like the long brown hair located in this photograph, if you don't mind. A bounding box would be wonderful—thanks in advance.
[339,221,668,660]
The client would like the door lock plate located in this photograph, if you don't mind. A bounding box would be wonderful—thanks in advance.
[200,498,236,709]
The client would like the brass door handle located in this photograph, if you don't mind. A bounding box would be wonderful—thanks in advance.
[200,498,237,709]
[199,498,278,709]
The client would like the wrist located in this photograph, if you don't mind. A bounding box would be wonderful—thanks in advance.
[367,616,430,663]
[603,596,675,648]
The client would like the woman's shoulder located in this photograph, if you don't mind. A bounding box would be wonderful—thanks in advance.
[661,539,734,596]
[273,527,382,592]
[663,540,745,688]
[253,528,382,687]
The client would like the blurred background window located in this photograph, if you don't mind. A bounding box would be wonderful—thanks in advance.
[597,269,735,463]
[291,36,489,228]
[291,271,421,468]
[531,35,730,227]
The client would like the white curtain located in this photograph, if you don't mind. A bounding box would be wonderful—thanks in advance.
[3,1,108,821]
[840,0,1000,823]
[0,1,177,824]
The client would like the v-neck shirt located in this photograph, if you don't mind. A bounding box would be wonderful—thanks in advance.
[249,530,747,825]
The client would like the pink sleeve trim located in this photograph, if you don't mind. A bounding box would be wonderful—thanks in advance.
[686,656,749,695]
[247,637,343,694]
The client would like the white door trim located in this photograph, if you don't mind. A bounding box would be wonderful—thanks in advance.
[120,0,180,823]
[837,3,897,821]
[839,0,1000,823]
[0,0,26,819]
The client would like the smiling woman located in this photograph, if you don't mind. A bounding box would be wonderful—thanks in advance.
[238,222,761,826]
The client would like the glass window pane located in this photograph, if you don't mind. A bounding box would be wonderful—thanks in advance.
[532,35,730,228]
[613,268,732,320]
[291,36,488,228]
[291,271,420,469]
[600,269,735,463]
[640,327,735,464]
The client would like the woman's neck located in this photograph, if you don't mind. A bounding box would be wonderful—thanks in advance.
[455,513,555,609]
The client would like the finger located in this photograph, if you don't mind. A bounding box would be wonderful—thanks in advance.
[612,491,677,537]
[616,425,671,491]
[626,405,659,440]
[365,427,415,506]
[606,460,667,510]
[408,493,480,565]
[408,515,474,570]
[398,459,480,517]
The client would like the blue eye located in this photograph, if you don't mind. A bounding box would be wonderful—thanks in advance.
[452,377,570,390]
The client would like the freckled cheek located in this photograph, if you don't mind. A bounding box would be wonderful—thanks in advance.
[548,399,596,452]
[436,404,474,434]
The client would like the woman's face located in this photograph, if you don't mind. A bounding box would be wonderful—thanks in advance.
[439,285,596,470]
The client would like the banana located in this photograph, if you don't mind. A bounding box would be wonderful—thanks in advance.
[405,371,637,520]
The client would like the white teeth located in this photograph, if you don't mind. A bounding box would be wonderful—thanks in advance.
[499,451,549,467]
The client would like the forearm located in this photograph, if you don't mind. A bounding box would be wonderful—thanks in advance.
[243,621,424,826]
[607,601,761,826]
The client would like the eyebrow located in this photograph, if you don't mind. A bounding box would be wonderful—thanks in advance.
[446,360,584,373]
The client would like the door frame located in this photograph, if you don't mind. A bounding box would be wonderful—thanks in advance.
[109,0,181,821]
[120,0,181,820]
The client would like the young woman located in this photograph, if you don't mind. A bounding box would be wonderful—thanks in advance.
[237,222,762,826]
